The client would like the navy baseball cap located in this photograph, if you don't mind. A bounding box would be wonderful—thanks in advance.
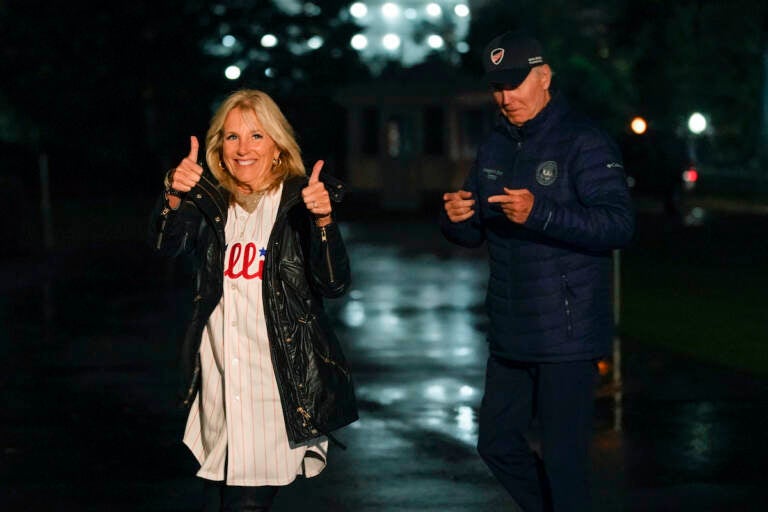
[483,31,546,87]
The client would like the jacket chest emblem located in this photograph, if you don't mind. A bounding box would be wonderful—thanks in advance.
[535,161,558,186]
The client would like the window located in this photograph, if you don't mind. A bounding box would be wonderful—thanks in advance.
[362,106,379,156]
[423,106,444,155]
[459,108,487,158]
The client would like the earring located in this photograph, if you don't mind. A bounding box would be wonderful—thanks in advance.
[219,160,226,169]
[272,156,282,167]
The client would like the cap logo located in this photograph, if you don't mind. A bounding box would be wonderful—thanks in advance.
[490,48,505,65]
[528,56,543,65]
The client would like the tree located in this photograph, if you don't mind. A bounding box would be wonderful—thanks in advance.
[464,0,768,165]
[0,0,368,193]
[613,0,768,165]
[463,0,633,134]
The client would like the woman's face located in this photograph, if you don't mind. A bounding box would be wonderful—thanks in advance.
[221,107,280,189]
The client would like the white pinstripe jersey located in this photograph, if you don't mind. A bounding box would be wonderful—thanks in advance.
[183,183,328,486]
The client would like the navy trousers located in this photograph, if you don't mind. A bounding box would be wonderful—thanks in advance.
[477,356,598,512]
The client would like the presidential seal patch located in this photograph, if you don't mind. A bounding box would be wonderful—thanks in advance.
[536,161,558,186]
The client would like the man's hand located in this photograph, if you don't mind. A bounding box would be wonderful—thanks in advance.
[488,188,535,224]
[443,190,476,223]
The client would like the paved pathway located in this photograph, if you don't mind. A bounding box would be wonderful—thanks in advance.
[1,213,767,511]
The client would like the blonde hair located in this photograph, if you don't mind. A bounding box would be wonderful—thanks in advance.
[205,89,305,194]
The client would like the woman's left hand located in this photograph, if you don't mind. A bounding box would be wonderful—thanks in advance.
[302,160,333,227]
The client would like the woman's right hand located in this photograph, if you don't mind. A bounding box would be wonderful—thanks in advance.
[165,136,203,208]
[169,136,204,192]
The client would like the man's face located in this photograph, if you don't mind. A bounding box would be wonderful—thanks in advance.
[491,65,551,126]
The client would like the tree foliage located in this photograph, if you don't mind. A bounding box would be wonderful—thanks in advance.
[465,0,768,163]
[464,0,634,134]
[615,0,768,163]
[1,0,766,184]
[0,0,367,192]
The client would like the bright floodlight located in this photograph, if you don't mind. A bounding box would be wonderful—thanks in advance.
[381,2,400,19]
[351,34,368,50]
[225,65,241,80]
[304,2,321,16]
[454,4,470,17]
[688,112,707,134]
[349,2,367,18]
[426,3,442,17]
[222,35,236,48]
[427,34,444,49]
[307,35,323,49]
[630,116,647,135]
[261,34,278,47]
[382,33,401,51]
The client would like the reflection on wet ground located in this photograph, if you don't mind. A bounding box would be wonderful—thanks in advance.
[1,214,767,511]
[334,224,488,451]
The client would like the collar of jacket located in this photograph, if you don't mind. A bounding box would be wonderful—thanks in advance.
[189,169,347,240]
[498,91,569,142]
[187,168,229,246]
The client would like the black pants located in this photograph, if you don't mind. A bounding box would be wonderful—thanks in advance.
[202,480,279,512]
[477,356,598,512]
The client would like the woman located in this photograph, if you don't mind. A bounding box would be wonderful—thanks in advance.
[149,89,357,511]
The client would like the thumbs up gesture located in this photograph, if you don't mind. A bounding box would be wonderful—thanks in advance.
[301,160,333,227]
[168,136,204,192]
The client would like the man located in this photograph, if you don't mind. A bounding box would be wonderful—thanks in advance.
[440,31,634,511]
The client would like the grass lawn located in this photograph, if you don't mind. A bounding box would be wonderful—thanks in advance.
[619,213,768,377]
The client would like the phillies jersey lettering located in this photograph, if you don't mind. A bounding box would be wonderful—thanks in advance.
[224,242,266,280]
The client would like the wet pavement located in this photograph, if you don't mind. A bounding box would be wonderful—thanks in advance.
[2,206,768,511]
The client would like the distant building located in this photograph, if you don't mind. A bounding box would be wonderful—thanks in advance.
[335,61,495,211]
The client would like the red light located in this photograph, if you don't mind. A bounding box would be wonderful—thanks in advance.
[683,167,699,183]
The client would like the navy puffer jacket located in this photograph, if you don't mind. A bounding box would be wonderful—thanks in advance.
[441,93,635,362]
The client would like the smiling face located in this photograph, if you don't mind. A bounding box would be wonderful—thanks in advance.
[492,64,552,126]
[221,107,281,190]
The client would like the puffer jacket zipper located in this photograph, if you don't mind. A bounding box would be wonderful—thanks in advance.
[561,273,574,337]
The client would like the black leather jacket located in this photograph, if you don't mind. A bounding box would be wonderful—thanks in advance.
[149,169,357,444]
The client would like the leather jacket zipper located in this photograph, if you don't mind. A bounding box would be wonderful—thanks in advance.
[297,405,348,450]
[316,349,350,378]
[320,226,335,283]
[155,213,168,250]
